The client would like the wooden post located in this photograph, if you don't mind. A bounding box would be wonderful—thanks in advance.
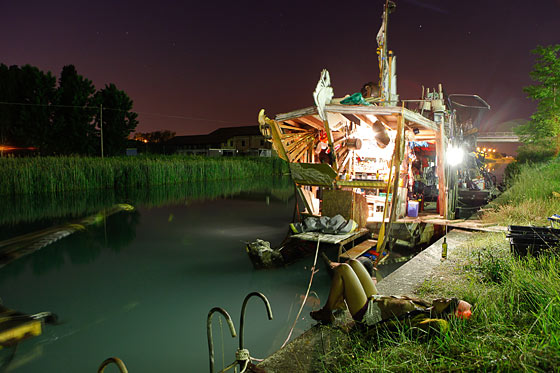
[321,115,339,174]
[376,110,405,255]
[435,117,447,217]
[100,104,104,158]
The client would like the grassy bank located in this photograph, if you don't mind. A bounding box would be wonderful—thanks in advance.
[0,155,289,195]
[482,159,560,225]
[323,160,560,372]
[326,233,560,372]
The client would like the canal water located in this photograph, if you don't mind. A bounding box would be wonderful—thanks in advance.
[0,177,407,372]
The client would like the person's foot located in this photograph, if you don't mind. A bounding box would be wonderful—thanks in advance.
[310,307,334,324]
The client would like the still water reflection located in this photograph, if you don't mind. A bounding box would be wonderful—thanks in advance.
[0,178,335,372]
[0,177,408,372]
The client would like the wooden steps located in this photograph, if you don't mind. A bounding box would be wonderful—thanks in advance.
[339,239,377,261]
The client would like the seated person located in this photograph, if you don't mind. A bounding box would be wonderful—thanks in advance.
[311,257,472,328]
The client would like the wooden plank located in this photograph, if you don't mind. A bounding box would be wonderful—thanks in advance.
[435,118,447,217]
[280,123,308,132]
[276,104,438,132]
[291,141,311,163]
[325,104,438,132]
[354,113,381,128]
[376,110,405,256]
[280,132,309,141]
[376,115,396,130]
[339,239,378,261]
[285,134,313,154]
[333,135,348,146]
[276,106,318,121]
[297,115,325,131]
[336,180,388,189]
[338,149,351,175]
[295,187,314,216]
[291,228,369,245]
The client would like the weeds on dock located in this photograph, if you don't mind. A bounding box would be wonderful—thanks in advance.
[0,155,289,195]
[483,159,560,225]
[324,232,560,372]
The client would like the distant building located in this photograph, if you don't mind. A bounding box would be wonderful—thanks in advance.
[165,125,271,156]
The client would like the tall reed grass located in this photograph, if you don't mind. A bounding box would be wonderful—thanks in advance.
[0,155,289,196]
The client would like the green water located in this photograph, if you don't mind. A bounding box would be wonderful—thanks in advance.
[0,178,334,372]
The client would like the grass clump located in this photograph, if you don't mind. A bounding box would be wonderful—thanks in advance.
[482,159,560,225]
[325,233,560,372]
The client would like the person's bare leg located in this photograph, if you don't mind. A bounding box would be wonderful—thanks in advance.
[348,259,378,297]
[311,263,368,322]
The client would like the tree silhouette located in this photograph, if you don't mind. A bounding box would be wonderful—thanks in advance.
[0,64,56,150]
[0,63,138,156]
[51,65,97,155]
[94,83,139,156]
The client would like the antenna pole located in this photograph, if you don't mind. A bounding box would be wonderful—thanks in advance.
[100,104,104,158]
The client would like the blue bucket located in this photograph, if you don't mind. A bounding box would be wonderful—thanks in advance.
[407,200,419,217]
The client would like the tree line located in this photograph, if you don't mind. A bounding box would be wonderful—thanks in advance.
[515,44,560,159]
[0,64,138,156]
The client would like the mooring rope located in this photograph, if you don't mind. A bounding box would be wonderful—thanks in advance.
[280,236,321,349]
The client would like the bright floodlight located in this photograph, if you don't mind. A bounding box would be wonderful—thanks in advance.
[447,144,464,166]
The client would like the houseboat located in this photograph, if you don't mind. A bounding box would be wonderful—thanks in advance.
[254,0,490,266]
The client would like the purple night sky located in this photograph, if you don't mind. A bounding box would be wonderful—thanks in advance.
[2,0,559,135]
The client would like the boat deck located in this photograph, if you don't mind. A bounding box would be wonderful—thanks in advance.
[290,228,370,261]
[396,213,506,232]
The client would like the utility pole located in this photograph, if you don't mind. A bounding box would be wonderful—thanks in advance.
[100,104,104,158]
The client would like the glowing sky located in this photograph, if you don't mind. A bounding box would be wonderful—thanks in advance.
[2,0,559,135]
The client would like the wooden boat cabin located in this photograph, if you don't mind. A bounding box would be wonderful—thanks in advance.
[257,1,488,257]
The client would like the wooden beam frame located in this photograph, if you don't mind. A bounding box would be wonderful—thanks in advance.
[376,109,405,257]
[436,118,447,217]
[279,122,307,132]
[296,116,325,131]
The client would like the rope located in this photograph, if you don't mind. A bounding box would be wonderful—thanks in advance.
[280,236,321,349]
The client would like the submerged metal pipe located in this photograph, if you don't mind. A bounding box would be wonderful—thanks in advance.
[239,292,273,350]
[207,307,237,373]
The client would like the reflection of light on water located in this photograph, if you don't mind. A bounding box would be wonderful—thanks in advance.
[204,227,283,238]
[485,161,509,183]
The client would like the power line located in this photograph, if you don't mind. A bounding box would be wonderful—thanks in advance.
[0,101,244,125]
[0,101,96,110]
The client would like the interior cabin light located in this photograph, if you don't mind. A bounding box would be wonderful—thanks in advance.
[447,144,464,166]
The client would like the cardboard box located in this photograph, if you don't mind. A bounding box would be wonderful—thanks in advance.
[321,190,368,227]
